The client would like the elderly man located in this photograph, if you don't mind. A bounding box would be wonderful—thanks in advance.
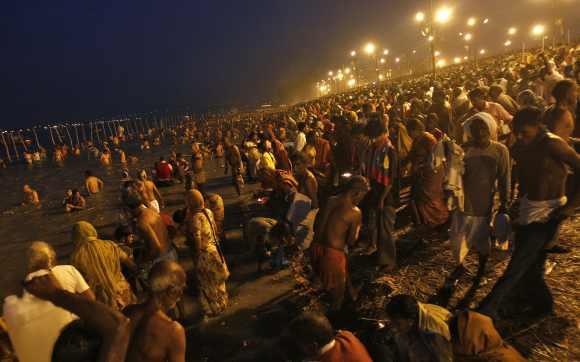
[124,261,187,362]
[478,107,580,320]
[3,242,94,362]
[450,114,511,279]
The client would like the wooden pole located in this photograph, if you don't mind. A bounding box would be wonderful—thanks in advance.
[48,126,56,145]
[64,124,74,148]
[54,126,64,144]
[74,125,80,146]
[1,132,12,162]
[32,127,41,150]
[89,122,94,143]
[95,122,102,144]
[81,123,87,143]
[19,131,29,152]
[9,132,20,160]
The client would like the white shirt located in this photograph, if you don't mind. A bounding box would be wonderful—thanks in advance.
[3,265,90,362]
[295,132,306,152]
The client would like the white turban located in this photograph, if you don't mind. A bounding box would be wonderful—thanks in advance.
[463,112,498,142]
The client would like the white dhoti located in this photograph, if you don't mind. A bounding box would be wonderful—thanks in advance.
[149,199,160,213]
[450,210,491,265]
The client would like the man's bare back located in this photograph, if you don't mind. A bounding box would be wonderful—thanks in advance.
[85,176,104,194]
[124,305,186,362]
[516,133,580,201]
[316,195,362,250]
[136,207,171,260]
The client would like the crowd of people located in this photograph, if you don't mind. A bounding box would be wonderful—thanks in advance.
[0,43,579,361]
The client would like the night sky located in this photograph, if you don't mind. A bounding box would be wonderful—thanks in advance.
[1,0,578,127]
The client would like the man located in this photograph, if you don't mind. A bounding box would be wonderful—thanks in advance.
[478,107,580,320]
[3,242,95,362]
[311,176,369,310]
[468,87,513,141]
[362,115,398,271]
[284,312,372,362]
[224,137,244,196]
[22,184,41,208]
[124,261,187,362]
[450,114,511,279]
[551,79,578,120]
[428,87,453,135]
[295,122,307,152]
[137,170,164,213]
[386,294,525,362]
[123,189,175,271]
[293,152,319,209]
[155,157,173,185]
[489,85,519,115]
[64,189,86,212]
[85,170,104,195]
[386,294,453,362]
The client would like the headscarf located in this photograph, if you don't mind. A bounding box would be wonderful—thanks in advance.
[463,112,498,142]
[417,302,452,341]
[70,221,124,308]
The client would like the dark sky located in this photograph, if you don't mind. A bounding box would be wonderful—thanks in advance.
[1,0,578,127]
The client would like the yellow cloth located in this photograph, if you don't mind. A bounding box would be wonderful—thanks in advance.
[418,302,452,341]
[70,221,131,309]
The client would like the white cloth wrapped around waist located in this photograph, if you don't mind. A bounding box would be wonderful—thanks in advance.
[516,195,567,225]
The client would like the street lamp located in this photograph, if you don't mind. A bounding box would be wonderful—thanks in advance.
[508,27,517,36]
[467,17,477,27]
[415,11,426,23]
[344,67,351,74]
[364,42,376,55]
[434,50,441,57]
[434,6,453,24]
[350,50,357,57]
[380,58,386,64]
[479,49,486,55]
[504,40,512,47]
[328,71,333,76]
[454,57,461,64]
[464,33,473,42]
[531,24,546,50]
[383,49,389,55]
[436,59,446,68]
[483,18,489,24]
[395,57,400,63]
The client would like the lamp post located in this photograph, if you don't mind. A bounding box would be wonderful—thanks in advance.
[415,3,453,79]
[531,24,546,51]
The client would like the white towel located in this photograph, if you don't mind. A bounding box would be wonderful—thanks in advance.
[516,195,567,225]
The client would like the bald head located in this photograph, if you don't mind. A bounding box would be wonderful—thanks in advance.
[27,241,56,273]
[149,260,186,295]
[185,189,204,210]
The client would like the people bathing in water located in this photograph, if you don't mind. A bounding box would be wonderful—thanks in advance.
[63,189,86,212]
[22,184,41,208]
[136,169,164,213]
[85,170,104,195]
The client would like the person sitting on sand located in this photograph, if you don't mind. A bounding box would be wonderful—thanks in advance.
[71,221,137,310]
[310,176,369,310]
[84,170,104,195]
[155,157,173,185]
[64,189,86,212]
[136,170,164,213]
[3,241,95,362]
[123,261,187,362]
[22,184,41,208]
[284,312,372,362]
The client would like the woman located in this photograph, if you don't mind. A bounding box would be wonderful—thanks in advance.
[185,190,229,317]
[70,221,137,310]
[406,118,449,230]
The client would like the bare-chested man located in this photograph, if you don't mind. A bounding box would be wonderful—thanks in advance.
[85,170,104,194]
[123,188,175,270]
[310,176,369,310]
[22,184,41,208]
[478,107,580,320]
[293,152,319,209]
[124,261,187,362]
[137,170,164,213]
